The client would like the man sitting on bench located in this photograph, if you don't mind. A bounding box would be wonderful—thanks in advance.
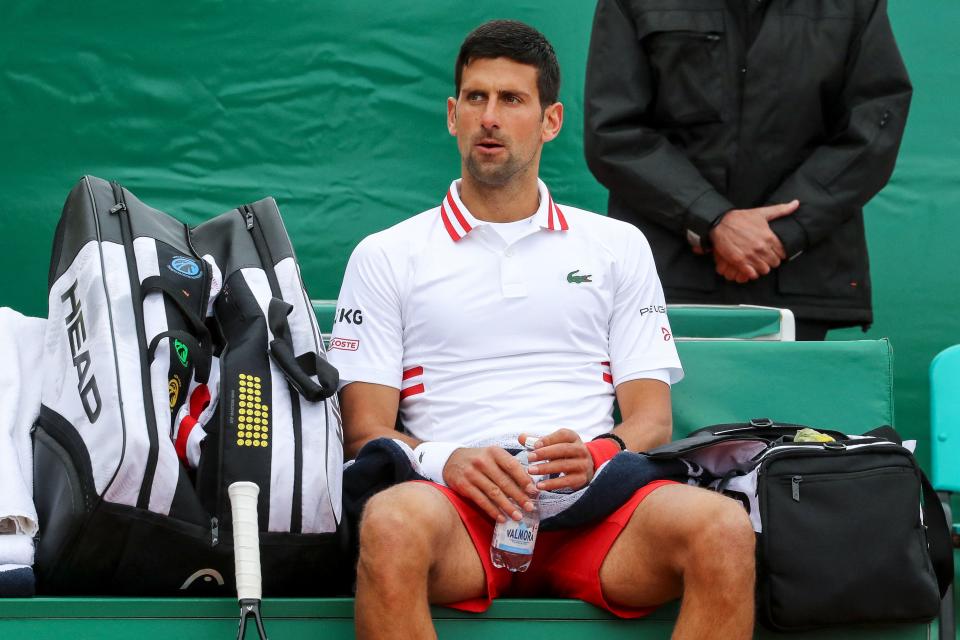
[327,20,755,640]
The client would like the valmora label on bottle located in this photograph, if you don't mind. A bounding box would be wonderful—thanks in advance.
[493,519,538,554]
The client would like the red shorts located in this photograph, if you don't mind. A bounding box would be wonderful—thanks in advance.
[418,479,677,618]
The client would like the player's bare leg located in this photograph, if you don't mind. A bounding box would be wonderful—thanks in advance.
[355,482,487,640]
[600,484,756,640]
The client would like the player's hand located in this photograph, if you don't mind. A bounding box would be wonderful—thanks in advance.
[708,200,797,282]
[442,446,538,523]
[523,429,594,492]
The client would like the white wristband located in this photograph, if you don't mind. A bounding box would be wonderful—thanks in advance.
[413,441,464,486]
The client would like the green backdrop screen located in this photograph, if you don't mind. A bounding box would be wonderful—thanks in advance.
[2,1,958,465]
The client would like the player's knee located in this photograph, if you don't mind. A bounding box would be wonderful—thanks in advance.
[689,497,755,575]
[358,486,439,568]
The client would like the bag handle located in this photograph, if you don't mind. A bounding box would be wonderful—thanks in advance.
[147,329,211,384]
[267,298,338,402]
[704,418,849,441]
[141,275,213,347]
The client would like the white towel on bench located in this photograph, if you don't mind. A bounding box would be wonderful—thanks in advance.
[0,308,45,537]
[0,534,34,567]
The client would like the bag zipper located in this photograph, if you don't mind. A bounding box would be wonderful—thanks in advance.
[110,182,161,510]
[785,467,911,503]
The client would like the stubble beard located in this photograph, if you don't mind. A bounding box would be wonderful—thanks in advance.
[465,154,517,187]
[464,145,536,188]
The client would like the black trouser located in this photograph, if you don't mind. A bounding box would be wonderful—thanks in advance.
[794,320,835,341]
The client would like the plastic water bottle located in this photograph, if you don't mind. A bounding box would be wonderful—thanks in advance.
[490,437,541,572]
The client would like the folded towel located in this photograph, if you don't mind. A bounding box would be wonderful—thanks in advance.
[0,564,36,597]
[343,436,694,533]
[0,308,45,536]
[0,535,34,567]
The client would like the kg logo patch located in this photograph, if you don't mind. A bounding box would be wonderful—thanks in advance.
[174,339,190,366]
[168,256,202,279]
[566,269,593,284]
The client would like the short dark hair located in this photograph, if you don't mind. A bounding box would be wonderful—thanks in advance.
[454,20,561,107]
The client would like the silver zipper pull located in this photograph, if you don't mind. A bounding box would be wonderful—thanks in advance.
[109,203,126,214]
[244,208,254,230]
[210,516,220,546]
[791,476,802,502]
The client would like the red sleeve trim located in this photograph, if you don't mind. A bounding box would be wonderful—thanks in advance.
[402,366,423,380]
[400,383,425,400]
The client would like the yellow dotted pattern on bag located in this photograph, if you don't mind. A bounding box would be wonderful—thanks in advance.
[236,373,269,447]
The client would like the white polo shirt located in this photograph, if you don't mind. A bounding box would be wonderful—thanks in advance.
[328,179,683,444]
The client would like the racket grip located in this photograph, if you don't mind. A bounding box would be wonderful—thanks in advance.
[228,481,262,601]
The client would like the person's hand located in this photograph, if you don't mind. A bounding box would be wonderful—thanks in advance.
[523,429,595,492]
[442,446,538,522]
[708,200,798,283]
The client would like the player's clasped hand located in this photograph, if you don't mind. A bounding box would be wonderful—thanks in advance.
[523,429,594,492]
[443,446,538,523]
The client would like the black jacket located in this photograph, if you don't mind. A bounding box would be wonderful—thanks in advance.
[584,0,912,325]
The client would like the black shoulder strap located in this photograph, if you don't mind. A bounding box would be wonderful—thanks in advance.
[918,467,955,598]
[141,275,212,345]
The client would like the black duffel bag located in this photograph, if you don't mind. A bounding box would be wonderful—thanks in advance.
[646,419,953,631]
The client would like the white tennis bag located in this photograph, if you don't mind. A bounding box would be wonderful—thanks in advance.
[35,176,346,595]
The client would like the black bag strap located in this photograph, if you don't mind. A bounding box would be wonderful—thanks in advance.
[147,329,211,384]
[267,298,338,402]
[140,275,212,346]
[848,424,952,597]
[918,467,955,598]
[696,418,850,442]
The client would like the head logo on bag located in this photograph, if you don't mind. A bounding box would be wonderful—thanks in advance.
[61,280,102,423]
[174,339,190,366]
[179,568,225,590]
[168,256,202,279]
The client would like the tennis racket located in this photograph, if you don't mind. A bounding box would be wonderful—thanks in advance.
[229,481,270,640]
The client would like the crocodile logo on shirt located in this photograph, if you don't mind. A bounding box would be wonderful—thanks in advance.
[566,270,593,284]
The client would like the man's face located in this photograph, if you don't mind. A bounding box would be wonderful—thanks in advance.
[447,57,562,187]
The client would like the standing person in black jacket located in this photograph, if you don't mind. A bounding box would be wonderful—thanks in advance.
[584,0,912,339]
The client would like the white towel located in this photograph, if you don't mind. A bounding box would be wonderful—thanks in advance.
[0,534,35,567]
[0,308,45,536]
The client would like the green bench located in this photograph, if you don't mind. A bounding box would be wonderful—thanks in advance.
[1,339,943,638]
[0,597,937,639]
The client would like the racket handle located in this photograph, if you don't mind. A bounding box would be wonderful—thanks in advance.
[228,481,262,601]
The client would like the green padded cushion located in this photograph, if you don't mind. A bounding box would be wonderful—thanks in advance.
[673,339,894,438]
